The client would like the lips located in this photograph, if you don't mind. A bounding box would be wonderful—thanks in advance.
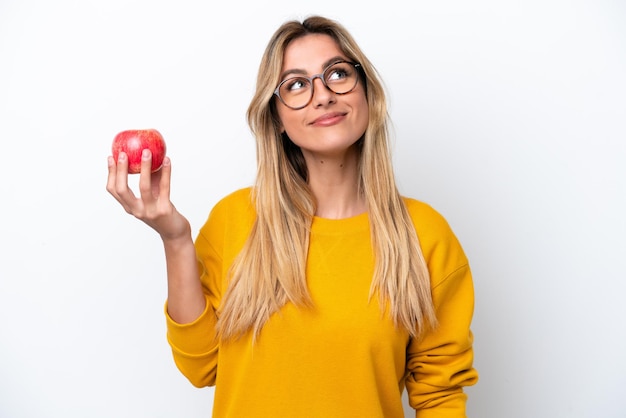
[310,112,347,126]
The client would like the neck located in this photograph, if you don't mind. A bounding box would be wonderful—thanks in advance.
[303,148,366,219]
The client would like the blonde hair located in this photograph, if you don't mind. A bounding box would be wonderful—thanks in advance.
[216,15,436,341]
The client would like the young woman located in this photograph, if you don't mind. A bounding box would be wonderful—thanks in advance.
[107,15,478,418]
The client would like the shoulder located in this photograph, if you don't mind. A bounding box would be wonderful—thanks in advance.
[401,196,469,284]
[208,187,255,220]
[402,196,453,237]
[213,187,254,209]
[199,187,255,239]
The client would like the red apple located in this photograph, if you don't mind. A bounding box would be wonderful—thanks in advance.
[112,129,166,174]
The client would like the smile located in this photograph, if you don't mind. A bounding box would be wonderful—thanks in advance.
[310,112,347,126]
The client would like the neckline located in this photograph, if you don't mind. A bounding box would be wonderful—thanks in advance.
[311,211,369,235]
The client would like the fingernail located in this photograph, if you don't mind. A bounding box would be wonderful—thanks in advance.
[118,152,126,162]
[142,149,151,159]
[107,156,115,167]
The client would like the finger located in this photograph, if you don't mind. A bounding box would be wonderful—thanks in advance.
[106,156,117,197]
[114,152,138,208]
[157,156,173,203]
[139,149,154,202]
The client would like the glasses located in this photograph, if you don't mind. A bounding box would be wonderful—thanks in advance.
[274,60,362,110]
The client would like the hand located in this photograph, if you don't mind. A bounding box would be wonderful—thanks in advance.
[106,149,191,242]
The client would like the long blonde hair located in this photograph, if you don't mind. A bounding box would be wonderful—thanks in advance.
[216,16,437,341]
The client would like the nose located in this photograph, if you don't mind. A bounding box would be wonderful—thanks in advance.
[311,75,336,108]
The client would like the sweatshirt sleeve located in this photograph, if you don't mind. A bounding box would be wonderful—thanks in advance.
[404,200,479,417]
[165,293,219,387]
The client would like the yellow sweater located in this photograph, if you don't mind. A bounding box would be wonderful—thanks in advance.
[166,188,478,418]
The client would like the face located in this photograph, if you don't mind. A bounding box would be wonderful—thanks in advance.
[275,34,369,160]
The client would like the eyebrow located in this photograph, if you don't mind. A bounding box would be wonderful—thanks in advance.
[279,56,348,80]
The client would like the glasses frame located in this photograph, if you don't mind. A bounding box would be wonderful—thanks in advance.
[273,60,362,110]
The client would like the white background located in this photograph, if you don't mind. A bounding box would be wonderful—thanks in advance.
[1,0,625,417]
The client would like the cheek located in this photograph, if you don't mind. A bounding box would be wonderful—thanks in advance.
[277,109,304,139]
[351,84,369,128]
[356,99,370,135]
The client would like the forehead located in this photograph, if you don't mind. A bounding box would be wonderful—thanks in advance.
[282,34,345,73]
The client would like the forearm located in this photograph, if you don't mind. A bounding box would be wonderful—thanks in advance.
[164,231,219,387]
[163,234,206,324]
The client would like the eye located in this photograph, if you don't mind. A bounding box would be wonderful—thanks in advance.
[283,77,310,92]
[325,63,353,83]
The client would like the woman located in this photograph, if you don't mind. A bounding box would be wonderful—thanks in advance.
[107,15,478,418]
